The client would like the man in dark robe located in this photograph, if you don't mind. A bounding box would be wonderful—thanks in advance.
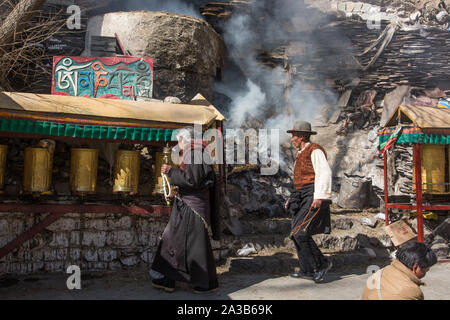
[151,127,220,293]
[285,121,333,283]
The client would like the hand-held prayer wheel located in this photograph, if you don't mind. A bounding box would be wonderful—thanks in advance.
[23,147,53,194]
[0,145,7,190]
[113,150,140,194]
[70,148,98,195]
[154,146,174,194]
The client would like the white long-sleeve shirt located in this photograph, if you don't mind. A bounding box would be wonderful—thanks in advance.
[296,143,332,200]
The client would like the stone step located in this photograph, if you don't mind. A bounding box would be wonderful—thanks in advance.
[232,228,393,255]
[218,247,392,275]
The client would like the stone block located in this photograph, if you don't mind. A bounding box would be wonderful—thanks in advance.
[70,231,81,245]
[136,218,150,230]
[0,219,9,235]
[108,261,122,271]
[44,249,57,261]
[85,262,107,270]
[98,248,117,262]
[84,213,107,219]
[431,243,449,259]
[361,217,377,228]
[107,230,135,247]
[85,219,108,231]
[0,235,11,247]
[140,250,154,263]
[120,255,139,266]
[45,218,80,231]
[33,262,44,272]
[56,248,68,260]
[332,217,354,230]
[69,248,81,260]
[32,249,44,262]
[83,249,98,262]
[44,261,64,272]
[10,219,24,235]
[137,232,149,245]
[82,231,107,247]
[314,234,358,252]
[50,233,69,247]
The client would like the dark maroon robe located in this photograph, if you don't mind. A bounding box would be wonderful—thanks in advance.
[151,146,220,289]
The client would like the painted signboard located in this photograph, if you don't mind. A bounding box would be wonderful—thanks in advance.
[51,56,153,100]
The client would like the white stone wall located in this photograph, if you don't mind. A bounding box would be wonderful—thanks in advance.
[0,212,235,274]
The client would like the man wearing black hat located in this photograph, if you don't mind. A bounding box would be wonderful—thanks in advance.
[286,121,333,283]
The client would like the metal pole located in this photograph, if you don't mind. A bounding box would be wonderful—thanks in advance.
[414,143,424,242]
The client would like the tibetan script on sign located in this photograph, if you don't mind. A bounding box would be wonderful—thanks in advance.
[52,56,153,100]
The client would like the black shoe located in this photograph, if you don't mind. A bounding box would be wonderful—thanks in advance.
[193,286,219,294]
[151,277,175,292]
[314,260,333,283]
[290,272,314,280]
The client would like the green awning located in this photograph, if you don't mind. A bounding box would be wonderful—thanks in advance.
[0,118,174,142]
[379,126,450,146]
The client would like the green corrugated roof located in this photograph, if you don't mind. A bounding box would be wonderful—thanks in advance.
[0,118,174,142]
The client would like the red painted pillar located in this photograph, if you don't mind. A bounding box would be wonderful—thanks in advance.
[414,144,424,242]
[384,151,389,226]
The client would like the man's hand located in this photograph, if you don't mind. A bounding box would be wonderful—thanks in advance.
[284,199,289,209]
[161,164,172,174]
[311,199,323,209]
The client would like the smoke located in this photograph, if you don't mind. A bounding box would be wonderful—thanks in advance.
[218,0,344,143]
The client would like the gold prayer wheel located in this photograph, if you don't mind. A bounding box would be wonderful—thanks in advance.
[413,145,446,194]
[0,145,7,190]
[23,147,53,194]
[70,148,98,195]
[113,150,140,194]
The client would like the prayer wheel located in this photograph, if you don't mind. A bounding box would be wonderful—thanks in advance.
[70,148,98,195]
[113,150,140,194]
[413,145,446,194]
[23,147,53,194]
[154,148,176,194]
[0,145,7,191]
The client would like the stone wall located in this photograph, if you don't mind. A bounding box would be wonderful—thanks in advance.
[0,212,236,274]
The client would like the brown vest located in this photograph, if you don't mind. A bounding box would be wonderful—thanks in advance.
[293,143,327,190]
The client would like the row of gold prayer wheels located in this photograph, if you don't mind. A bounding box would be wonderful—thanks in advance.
[0,145,169,196]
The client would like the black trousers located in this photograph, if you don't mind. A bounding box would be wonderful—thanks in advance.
[293,235,327,274]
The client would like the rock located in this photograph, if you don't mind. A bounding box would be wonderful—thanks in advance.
[314,234,358,252]
[367,128,379,142]
[333,217,354,230]
[337,174,373,209]
[237,243,257,256]
[410,11,421,21]
[375,213,386,221]
[432,235,446,245]
[362,217,378,228]
[120,255,140,266]
[431,243,449,259]
[86,11,224,102]
[436,10,449,23]
[164,96,182,104]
